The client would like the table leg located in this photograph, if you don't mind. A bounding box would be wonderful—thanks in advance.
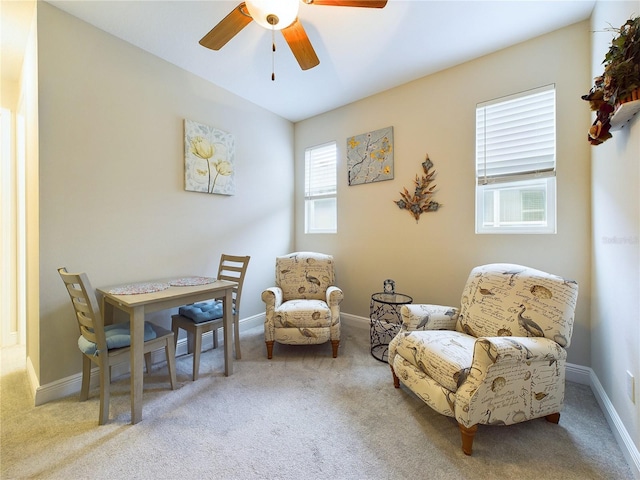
[130,305,145,424]
[223,287,233,376]
[102,298,115,325]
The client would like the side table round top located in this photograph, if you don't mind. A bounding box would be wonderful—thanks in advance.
[371,292,413,305]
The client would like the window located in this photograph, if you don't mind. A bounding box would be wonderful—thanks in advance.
[305,142,337,234]
[475,85,556,234]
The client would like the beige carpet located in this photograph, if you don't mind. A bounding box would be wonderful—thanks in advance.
[0,321,634,480]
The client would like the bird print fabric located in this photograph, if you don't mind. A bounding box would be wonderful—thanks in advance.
[387,263,579,441]
[263,252,343,353]
[276,252,336,302]
[456,264,578,347]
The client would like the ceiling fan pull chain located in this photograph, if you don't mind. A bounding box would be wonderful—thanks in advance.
[271,26,276,81]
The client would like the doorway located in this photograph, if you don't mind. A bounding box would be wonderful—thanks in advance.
[1,106,26,348]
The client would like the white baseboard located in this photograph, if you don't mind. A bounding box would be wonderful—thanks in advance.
[589,368,640,479]
[30,312,639,478]
[340,312,370,330]
[566,361,591,385]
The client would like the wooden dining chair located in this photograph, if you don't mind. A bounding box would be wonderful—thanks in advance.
[58,267,177,425]
[171,254,250,380]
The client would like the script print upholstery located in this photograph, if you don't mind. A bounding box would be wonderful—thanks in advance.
[262,252,343,357]
[388,263,578,455]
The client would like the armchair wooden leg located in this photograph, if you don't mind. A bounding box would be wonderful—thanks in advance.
[545,412,560,424]
[391,367,400,388]
[331,340,339,358]
[266,341,274,359]
[458,423,478,456]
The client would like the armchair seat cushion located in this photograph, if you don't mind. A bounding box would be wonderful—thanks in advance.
[178,301,227,324]
[395,331,475,393]
[275,299,331,328]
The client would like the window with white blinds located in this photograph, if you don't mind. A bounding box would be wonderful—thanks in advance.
[305,142,337,234]
[475,85,556,234]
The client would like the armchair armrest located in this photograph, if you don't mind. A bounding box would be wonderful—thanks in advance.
[388,304,459,368]
[456,336,567,427]
[262,287,283,342]
[326,286,344,307]
[472,336,566,367]
[261,287,283,308]
[399,304,459,332]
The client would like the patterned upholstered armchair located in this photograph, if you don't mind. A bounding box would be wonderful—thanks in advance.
[262,252,343,359]
[388,263,578,455]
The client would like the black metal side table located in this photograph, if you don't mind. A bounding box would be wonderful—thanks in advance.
[370,292,413,362]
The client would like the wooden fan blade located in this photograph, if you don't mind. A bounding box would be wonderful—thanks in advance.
[281,19,320,71]
[199,2,253,50]
[307,0,387,8]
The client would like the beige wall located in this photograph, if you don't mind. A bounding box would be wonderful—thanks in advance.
[590,0,640,457]
[295,21,593,367]
[35,3,294,385]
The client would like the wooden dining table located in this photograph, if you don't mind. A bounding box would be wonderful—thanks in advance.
[97,278,237,424]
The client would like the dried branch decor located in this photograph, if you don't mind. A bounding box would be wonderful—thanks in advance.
[395,154,441,222]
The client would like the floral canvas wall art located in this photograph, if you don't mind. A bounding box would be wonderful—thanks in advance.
[347,126,393,186]
[184,119,235,195]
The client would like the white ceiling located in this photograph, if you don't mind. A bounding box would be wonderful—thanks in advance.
[5,0,596,122]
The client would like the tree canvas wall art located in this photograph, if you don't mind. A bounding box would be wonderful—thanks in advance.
[347,126,393,186]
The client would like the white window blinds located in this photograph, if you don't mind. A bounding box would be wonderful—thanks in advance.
[476,85,556,185]
[305,142,337,199]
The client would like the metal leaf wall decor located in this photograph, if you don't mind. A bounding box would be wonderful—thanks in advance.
[395,154,441,222]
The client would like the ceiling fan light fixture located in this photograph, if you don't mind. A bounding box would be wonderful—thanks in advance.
[246,0,299,30]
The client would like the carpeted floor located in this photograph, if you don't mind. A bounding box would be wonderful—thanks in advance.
[0,321,634,480]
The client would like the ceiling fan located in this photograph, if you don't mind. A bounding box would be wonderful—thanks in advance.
[199,0,388,71]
